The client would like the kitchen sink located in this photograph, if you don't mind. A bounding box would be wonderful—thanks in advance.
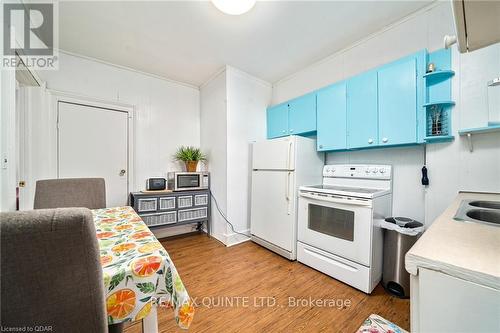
[454,199,500,226]
[469,201,500,210]
[465,209,500,224]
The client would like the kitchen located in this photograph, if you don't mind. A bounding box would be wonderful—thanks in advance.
[1,1,499,332]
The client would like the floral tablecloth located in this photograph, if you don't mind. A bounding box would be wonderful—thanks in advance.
[92,206,194,328]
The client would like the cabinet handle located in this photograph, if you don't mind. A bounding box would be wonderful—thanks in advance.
[368,139,373,144]
[282,130,286,133]
[382,138,388,143]
[290,129,294,133]
[319,144,323,149]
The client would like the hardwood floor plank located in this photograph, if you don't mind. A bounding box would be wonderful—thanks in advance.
[124,234,409,333]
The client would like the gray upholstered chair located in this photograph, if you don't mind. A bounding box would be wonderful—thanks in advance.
[0,208,108,332]
[34,178,106,209]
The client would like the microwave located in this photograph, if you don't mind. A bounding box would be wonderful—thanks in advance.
[167,172,209,191]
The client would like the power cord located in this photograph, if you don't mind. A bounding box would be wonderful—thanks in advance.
[209,189,251,238]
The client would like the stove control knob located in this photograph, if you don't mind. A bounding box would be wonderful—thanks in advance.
[372,168,378,173]
[365,169,370,174]
[379,168,385,174]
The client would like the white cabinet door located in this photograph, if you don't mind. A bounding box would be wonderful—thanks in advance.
[58,102,128,207]
[252,136,295,171]
[417,268,500,332]
[250,170,295,252]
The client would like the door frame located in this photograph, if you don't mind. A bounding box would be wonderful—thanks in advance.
[51,90,135,199]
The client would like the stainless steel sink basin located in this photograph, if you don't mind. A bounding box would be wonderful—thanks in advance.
[469,201,500,210]
[465,209,500,224]
[454,199,500,227]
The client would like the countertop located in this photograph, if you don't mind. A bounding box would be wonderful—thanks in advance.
[405,192,500,290]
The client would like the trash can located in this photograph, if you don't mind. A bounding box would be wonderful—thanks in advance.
[381,217,424,298]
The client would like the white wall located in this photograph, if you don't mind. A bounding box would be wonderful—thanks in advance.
[200,69,228,243]
[226,67,272,244]
[271,2,500,225]
[35,51,200,194]
[19,52,201,235]
[201,66,272,245]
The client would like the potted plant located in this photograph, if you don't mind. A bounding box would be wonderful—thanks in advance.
[174,146,207,172]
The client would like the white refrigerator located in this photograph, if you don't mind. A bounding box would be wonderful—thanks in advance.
[250,136,324,260]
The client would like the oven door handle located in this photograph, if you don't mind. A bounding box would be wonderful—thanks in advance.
[299,192,372,207]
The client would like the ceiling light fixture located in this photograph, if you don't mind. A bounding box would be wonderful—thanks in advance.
[211,0,256,15]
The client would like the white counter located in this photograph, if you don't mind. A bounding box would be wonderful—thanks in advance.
[406,192,500,290]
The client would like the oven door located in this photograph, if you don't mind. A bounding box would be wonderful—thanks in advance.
[176,174,201,190]
[298,191,373,266]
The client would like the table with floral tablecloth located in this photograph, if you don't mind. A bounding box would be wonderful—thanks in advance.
[92,206,194,329]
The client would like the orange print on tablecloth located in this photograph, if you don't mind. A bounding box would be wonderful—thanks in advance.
[138,242,163,254]
[111,243,136,253]
[130,231,153,240]
[131,255,162,277]
[114,224,133,231]
[96,231,116,239]
[100,255,113,266]
[106,289,136,320]
[178,301,195,328]
[99,218,116,224]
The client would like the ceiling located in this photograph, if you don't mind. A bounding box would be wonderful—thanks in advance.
[58,1,434,87]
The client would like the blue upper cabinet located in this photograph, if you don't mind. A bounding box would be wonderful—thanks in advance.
[378,56,418,146]
[288,93,317,135]
[347,70,378,149]
[267,103,289,138]
[267,49,432,150]
[317,82,347,151]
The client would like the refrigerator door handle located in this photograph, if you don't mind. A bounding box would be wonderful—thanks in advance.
[286,172,292,215]
[287,140,293,170]
[286,172,290,202]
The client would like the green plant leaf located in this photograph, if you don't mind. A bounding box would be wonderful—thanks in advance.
[108,269,126,291]
[136,282,155,294]
[165,267,173,294]
[173,146,207,162]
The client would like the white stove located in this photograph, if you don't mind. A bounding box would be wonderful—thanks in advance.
[300,184,390,199]
[297,164,392,294]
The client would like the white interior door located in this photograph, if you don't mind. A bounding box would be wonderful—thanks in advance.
[58,102,128,207]
[250,170,295,251]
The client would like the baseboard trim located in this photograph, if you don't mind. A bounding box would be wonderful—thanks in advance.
[224,229,251,247]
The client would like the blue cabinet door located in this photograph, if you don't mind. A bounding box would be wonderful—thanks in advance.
[378,57,417,145]
[267,103,289,139]
[347,70,378,149]
[288,93,316,135]
[316,82,347,151]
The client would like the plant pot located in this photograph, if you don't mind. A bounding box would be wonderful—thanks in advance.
[185,161,198,172]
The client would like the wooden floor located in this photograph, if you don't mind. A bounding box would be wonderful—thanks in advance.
[124,234,409,333]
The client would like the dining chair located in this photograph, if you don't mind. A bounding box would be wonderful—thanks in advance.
[34,178,106,209]
[0,208,108,332]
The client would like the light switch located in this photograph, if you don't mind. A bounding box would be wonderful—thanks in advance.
[1,154,7,169]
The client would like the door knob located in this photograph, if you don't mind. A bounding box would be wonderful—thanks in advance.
[368,138,373,144]
[382,138,388,143]
[119,169,126,176]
